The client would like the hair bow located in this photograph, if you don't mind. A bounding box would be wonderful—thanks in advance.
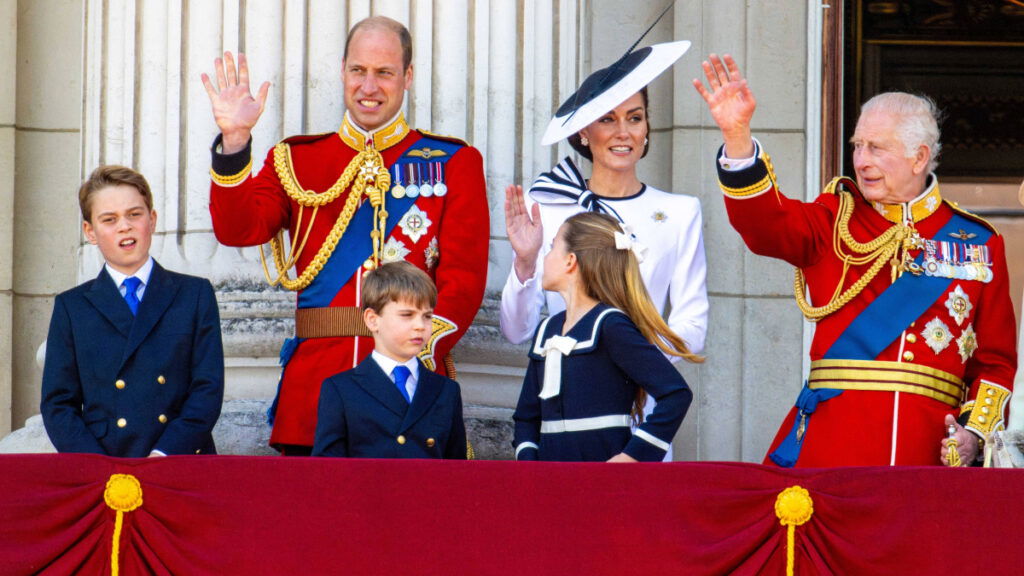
[614,224,647,263]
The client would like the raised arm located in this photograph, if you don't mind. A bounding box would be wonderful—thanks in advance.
[200,51,271,154]
[692,54,757,159]
[505,184,544,282]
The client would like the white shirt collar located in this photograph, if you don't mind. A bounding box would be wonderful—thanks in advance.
[106,257,154,291]
[371,350,420,382]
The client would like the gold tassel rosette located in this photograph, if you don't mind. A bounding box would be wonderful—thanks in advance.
[260,143,392,291]
[775,485,814,576]
[794,177,924,321]
[104,474,144,576]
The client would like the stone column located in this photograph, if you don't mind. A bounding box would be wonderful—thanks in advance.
[10,0,85,432]
[673,2,811,461]
[0,0,15,435]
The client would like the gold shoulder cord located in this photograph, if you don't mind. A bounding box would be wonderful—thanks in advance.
[259,142,392,291]
[793,177,921,321]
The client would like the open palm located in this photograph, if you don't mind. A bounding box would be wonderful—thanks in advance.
[201,52,270,152]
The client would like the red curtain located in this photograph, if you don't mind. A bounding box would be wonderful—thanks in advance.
[1,455,1022,575]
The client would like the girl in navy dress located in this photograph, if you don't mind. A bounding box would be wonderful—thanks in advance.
[513,212,701,462]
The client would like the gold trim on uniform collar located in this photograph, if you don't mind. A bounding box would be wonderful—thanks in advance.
[874,175,942,225]
[339,112,410,152]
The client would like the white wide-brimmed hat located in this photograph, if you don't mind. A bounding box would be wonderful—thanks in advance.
[541,40,691,146]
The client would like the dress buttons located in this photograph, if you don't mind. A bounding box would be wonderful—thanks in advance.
[115,379,126,389]
[902,351,914,362]
[157,375,166,385]
[397,435,406,445]
[981,407,990,415]
[117,418,127,428]
[987,389,995,396]
[426,438,436,448]
[985,398,994,405]
[158,414,168,424]
[905,334,917,344]
[978,415,987,424]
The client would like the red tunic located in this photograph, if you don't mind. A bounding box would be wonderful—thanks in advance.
[209,114,489,448]
[718,146,1017,466]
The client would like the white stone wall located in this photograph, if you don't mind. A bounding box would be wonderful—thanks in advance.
[1,0,817,462]
[5,0,85,434]
[0,0,15,435]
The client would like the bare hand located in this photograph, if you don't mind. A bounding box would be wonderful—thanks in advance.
[505,184,543,282]
[201,51,271,154]
[607,453,638,463]
[939,414,979,466]
[692,54,756,158]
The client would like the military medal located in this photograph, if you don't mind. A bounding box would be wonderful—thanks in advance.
[433,162,448,197]
[391,165,406,199]
[420,162,434,197]
[405,164,420,198]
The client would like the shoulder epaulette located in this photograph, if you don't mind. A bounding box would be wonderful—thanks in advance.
[944,199,1000,236]
[417,129,468,147]
[279,132,336,147]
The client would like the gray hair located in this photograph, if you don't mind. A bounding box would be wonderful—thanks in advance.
[860,92,942,172]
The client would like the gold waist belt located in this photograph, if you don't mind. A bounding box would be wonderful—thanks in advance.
[295,306,372,338]
[808,359,965,408]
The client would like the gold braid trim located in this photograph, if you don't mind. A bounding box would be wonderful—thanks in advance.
[210,158,253,187]
[793,178,921,321]
[259,142,392,291]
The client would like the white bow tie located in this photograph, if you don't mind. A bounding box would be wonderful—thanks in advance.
[538,335,578,399]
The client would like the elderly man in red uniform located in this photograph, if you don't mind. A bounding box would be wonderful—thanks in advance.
[694,55,1017,467]
[201,17,489,455]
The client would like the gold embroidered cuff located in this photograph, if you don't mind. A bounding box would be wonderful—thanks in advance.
[210,158,253,187]
[966,380,1010,436]
[719,174,772,199]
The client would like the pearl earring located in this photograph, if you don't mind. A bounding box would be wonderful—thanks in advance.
[580,136,589,146]
[644,138,649,146]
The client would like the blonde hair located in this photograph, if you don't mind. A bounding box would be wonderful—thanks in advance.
[561,212,703,418]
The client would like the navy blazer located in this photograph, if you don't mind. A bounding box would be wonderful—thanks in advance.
[41,262,224,457]
[312,358,467,459]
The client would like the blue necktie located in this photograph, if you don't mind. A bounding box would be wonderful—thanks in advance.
[392,365,412,403]
[123,277,142,316]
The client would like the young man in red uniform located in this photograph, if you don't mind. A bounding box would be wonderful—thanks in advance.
[694,55,1017,467]
[201,17,489,455]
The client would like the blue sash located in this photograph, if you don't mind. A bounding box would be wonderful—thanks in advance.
[298,135,463,308]
[824,211,991,360]
[769,206,991,466]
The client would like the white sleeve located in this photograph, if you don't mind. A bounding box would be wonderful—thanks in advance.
[665,197,709,357]
[500,257,547,344]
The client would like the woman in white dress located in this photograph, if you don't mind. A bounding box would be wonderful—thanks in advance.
[501,42,709,458]
[501,41,708,355]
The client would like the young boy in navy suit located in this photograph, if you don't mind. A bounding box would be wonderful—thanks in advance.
[41,165,224,457]
[312,262,468,459]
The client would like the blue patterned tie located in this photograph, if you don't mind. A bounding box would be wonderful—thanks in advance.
[392,365,412,403]
[122,277,142,316]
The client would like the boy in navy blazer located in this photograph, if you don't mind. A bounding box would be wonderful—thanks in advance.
[41,166,224,457]
[312,261,468,459]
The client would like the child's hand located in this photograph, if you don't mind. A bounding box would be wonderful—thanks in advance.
[607,453,638,463]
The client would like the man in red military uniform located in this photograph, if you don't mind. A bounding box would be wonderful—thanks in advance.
[694,54,1017,467]
[201,16,489,454]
